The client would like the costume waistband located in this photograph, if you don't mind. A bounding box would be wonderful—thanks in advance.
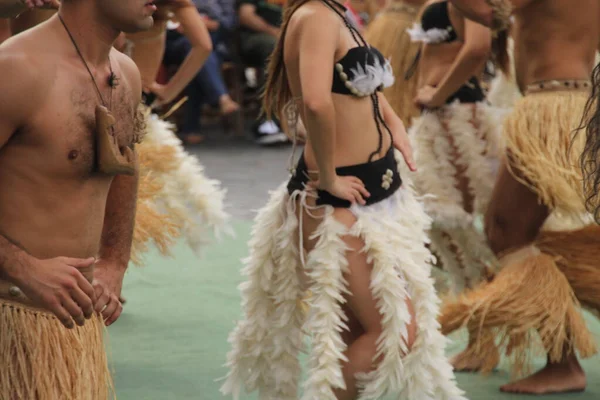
[446,77,485,104]
[525,79,592,95]
[0,279,38,309]
[287,147,402,208]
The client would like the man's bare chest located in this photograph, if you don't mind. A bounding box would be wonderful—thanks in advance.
[22,85,141,178]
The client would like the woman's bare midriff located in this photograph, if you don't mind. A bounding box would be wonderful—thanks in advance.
[300,94,393,172]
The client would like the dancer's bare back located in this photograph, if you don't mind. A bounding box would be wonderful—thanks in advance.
[512,0,600,90]
[0,18,142,261]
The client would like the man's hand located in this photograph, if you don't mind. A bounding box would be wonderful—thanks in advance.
[148,82,177,108]
[92,260,125,326]
[415,85,445,109]
[12,256,96,329]
[20,0,60,10]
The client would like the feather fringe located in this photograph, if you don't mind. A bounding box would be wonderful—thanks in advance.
[222,151,466,399]
[132,153,182,265]
[134,109,233,264]
[410,103,503,293]
[221,184,294,399]
[407,23,451,44]
[348,57,395,96]
[0,301,114,400]
[302,210,351,400]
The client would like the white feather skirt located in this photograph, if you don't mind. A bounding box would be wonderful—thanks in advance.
[221,150,466,400]
[409,101,505,293]
[140,111,233,255]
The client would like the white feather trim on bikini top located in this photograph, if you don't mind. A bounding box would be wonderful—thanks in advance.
[407,22,452,44]
[348,55,395,95]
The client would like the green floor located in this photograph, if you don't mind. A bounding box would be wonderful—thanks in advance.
[109,221,600,400]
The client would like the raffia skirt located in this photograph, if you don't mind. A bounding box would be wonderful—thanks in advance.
[0,295,113,400]
[439,86,600,377]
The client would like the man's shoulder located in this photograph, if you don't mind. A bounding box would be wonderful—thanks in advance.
[112,50,142,104]
[0,34,47,91]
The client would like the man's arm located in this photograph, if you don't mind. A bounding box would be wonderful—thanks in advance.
[92,52,142,326]
[0,48,96,329]
[238,2,279,37]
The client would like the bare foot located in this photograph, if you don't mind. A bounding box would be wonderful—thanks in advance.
[219,95,240,115]
[452,349,487,372]
[500,357,586,395]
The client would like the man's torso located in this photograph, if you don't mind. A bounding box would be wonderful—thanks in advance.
[0,22,140,260]
[513,0,600,91]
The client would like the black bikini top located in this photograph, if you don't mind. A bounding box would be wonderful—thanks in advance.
[408,0,457,44]
[331,44,394,97]
[404,1,458,79]
[321,0,394,161]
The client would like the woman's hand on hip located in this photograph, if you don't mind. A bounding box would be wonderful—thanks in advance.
[308,175,371,205]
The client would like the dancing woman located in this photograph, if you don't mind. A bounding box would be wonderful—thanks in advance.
[221,1,466,399]
[408,0,506,296]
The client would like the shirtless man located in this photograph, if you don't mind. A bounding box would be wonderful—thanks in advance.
[0,0,155,397]
[439,0,600,395]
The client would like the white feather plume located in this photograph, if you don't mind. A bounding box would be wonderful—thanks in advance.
[348,56,395,95]
[407,23,451,44]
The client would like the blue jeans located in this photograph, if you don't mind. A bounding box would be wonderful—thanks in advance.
[164,31,229,134]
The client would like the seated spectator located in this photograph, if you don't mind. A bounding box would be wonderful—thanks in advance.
[237,0,288,145]
[196,0,237,60]
[163,1,240,144]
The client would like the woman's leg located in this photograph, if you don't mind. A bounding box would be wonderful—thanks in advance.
[300,203,417,400]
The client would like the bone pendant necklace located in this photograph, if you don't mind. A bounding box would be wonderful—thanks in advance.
[58,14,136,176]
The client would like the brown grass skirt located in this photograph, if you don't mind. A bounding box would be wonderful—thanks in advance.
[0,300,114,399]
[439,245,597,378]
[537,225,600,315]
[503,90,588,216]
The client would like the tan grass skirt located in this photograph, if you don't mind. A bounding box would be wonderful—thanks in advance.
[439,244,597,378]
[503,88,589,216]
[0,299,114,400]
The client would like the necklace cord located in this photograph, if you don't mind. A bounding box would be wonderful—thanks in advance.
[58,14,114,110]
